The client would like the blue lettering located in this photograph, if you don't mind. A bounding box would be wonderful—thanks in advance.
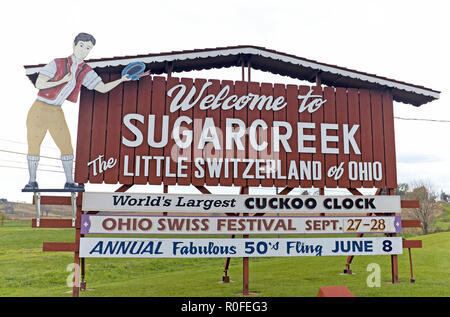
[129,241,144,255]
[104,241,119,254]
[141,241,154,254]
[287,241,295,254]
[155,241,163,254]
[89,241,103,254]
[352,241,363,252]
[172,241,183,255]
[116,241,132,254]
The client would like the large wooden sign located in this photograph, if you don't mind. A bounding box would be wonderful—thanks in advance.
[81,192,401,213]
[79,237,403,258]
[74,76,397,188]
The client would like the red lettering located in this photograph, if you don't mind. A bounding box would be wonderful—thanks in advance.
[313,220,321,230]
[118,217,132,231]
[287,219,296,231]
[331,219,339,230]
[201,219,209,231]
[217,219,226,231]
[137,218,152,231]
[274,220,287,231]
[237,219,246,231]
[102,218,116,231]
[263,219,275,231]
[168,218,185,231]
[305,220,312,230]
[157,218,166,230]
[227,219,237,231]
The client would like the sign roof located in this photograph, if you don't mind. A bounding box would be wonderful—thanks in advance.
[24,45,439,107]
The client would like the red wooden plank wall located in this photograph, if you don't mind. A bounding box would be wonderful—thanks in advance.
[165,76,180,186]
[134,75,152,185]
[74,76,397,190]
[220,80,235,187]
[89,73,109,184]
[273,84,287,188]
[260,82,274,187]
[103,73,123,184]
[286,84,299,188]
[298,85,313,188]
[148,76,166,185]
[323,86,337,188]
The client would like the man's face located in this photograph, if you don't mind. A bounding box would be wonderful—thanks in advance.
[73,40,94,60]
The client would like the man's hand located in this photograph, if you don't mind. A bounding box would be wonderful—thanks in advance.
[95,74,131,93]
[121,74,131,82]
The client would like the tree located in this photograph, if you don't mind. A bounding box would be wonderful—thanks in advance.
[395,183,409,197]
[404,181,440,234]
[440,190,449,202]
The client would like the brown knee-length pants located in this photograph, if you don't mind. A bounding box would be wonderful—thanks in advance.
[26,100,74,156]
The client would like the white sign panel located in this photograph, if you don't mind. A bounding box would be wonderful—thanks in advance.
[82,192,401,214]
[81,215,402,235]
[79,237,403,258]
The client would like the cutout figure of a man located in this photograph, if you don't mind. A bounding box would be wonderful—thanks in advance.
[25,32,130,190]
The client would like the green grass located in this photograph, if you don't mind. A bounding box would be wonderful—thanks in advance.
[434,202,450,231]
[0,220,449,297]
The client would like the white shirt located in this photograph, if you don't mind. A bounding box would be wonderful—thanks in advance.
[37,55,102,106]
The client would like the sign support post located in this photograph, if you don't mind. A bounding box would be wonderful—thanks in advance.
[34,192,41,227]
[343,187,368,274]
[72,191,82,297]
[241,186,250,296]
[388,188,399,284]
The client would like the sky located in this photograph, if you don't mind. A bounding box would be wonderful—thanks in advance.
[1,0,449,202]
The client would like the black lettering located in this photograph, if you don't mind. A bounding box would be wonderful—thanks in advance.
[305,198,317,209]
[366,198,376,209]
[342,198,354,209]
[292,198,303,209]
[280,198,291,209]
[245,198,254,209]
[355,198,364,209]
[268,198,278,209]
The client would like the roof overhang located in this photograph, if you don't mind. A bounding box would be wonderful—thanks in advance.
[24,45,440,107]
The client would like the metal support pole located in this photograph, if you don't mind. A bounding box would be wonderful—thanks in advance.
[316,72,322,86]
[34,192,41,227]
[408,248,415,283]
[73,191,83,297]
[223,234,235,283]
[241,61,250,295]
[166,62,173,79]
[163,184,168,216]
[241,186,249,295]
[319,188,325,216]
[80,258,86,291]
[387,188,399,284]
[194,186,237,283]
[71,192,76,227]
[78,190,86,292]
[343,188,364,274]
[391,246,399,283]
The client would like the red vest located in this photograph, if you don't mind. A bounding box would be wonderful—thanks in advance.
[37,57,93,103]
